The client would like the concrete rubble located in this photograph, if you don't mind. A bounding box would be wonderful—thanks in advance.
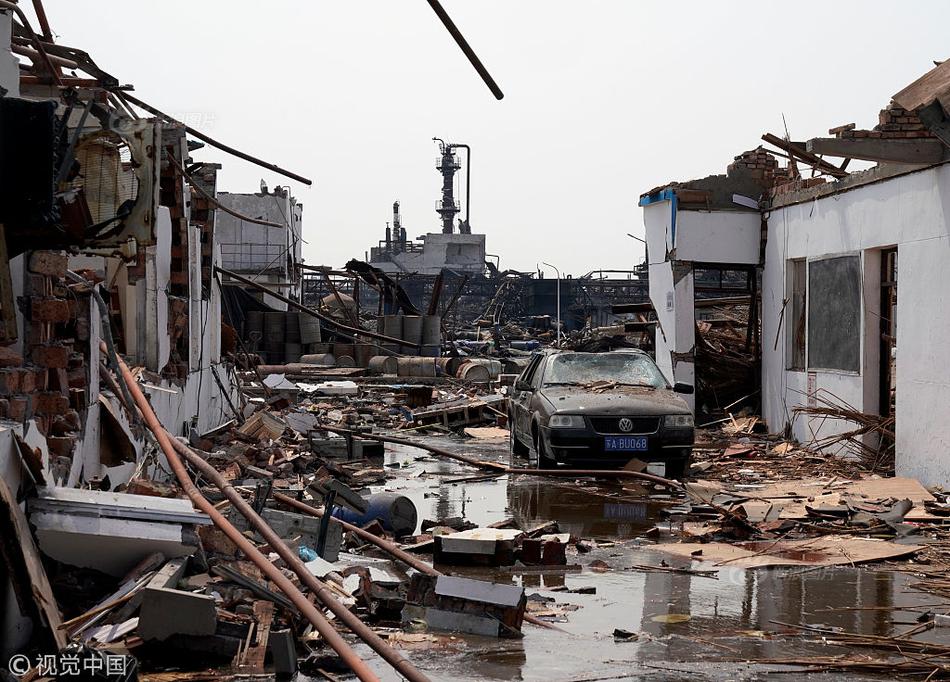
[3,3,950,681]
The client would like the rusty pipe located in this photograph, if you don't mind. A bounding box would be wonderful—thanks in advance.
[11,44,77,69]
[319,425,508,472]
[105,344,380,682]
[0,0,61,85]
[168,438,431,682]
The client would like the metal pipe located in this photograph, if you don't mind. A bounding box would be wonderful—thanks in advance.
[169,156,284,228]
[319,426,685,490]
[453,143,471,227]
[0,0,61,85]
[425,0,504,100]
[105,344,379,682]
[30,0,53,40]
[216,266,421,351]
[11,44,77,69]
[169,438,432,682]
[119,92,312,186]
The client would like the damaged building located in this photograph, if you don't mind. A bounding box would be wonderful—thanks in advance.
[640,58,950,485]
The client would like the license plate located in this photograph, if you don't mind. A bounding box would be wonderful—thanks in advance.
[604,436,648,452]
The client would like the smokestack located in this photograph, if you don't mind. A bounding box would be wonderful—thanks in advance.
[385,222,392,251]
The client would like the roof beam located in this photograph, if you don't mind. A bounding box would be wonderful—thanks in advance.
[806,137,948,165]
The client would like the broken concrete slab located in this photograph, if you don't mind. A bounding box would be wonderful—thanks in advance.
[138,558,217,641]
[434,527,522,566]
[28,486,207,576]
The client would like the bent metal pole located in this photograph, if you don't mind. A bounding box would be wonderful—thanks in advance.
[105,344,381,682]
[167,438,432,682]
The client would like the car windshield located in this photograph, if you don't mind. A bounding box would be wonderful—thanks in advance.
[542,352,667,388]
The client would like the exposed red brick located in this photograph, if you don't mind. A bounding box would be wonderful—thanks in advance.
[7,395,31,422]
[13,369,33,394]
[46,436,76,458]
[28,251,68,278]
[31,344,70,369]
[34,392,70,415]
[0,345,23,368]
[31,298,72,323]
[0,370,19,395]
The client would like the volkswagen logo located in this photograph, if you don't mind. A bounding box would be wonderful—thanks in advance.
[618,418,634,433]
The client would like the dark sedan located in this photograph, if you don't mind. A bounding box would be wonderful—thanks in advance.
[508,350,695,478]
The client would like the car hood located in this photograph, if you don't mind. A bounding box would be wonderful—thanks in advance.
[539,385,690,416]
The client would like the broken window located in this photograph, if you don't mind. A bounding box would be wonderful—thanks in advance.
[807,254,861,373]
[787,259,806,370]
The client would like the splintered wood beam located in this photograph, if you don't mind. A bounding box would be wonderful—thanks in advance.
[761,133,849,178]
[806,137,949,165]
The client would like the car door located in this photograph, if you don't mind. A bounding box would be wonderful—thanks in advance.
[511,354,542,441]
[525,354,548,428]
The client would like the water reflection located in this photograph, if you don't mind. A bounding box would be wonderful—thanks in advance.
[506,478,668,539]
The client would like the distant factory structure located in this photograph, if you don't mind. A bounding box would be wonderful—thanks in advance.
[368,138,486,275]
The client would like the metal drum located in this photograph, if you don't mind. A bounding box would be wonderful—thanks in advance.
[382,314,403,339]
[402,315,423,346]
[263,312,285,353]
[422,314,441,346]
[300,353,335,366]
[336,355,356,368]
[368,355,398,375]
[354,343,375,368]
[397,357,437,378]
[284,342,302,363]
[436,357,462,377]
[456,360,491,383]
[299,315,322,344]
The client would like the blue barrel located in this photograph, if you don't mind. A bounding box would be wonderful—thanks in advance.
[332,492,418,537]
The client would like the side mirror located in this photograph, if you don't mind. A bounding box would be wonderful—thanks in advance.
[514,379,533,392]
[673,382,694,395]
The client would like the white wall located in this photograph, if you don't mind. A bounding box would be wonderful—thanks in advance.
[675,210,760,264]
[0,9,19,97]
[762,163,950,485]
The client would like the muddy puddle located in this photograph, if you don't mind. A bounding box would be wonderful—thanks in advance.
[313,435,950,681]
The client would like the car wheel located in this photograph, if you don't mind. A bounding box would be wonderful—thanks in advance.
[509,419,529,457]
[664,455,692,481]
[534,428,556,470]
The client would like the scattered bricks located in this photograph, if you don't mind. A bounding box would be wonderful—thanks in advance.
[34,391,70,415]
[0,370,20,395]
[126,478,181,498]
[6,395,31,422]
[46,436,76,458]
[28,251,68,278]
[31,343,70,369]
[0,345,23,368]
[31,298,72,324]
[828,122,855,136]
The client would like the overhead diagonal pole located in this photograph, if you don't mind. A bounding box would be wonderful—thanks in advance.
[426,0,504,100]
[119,92,312,186]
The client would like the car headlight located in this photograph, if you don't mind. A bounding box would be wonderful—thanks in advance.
[664,414,694,428]
[549,414,585,428]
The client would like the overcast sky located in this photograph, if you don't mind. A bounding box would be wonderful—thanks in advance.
[37,1,950,275]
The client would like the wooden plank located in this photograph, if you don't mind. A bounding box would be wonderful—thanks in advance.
[0,476,67,649]
[762,133,849,178]
[238,601,274,673]
[893,59,950,113]
[806,137,947,164]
